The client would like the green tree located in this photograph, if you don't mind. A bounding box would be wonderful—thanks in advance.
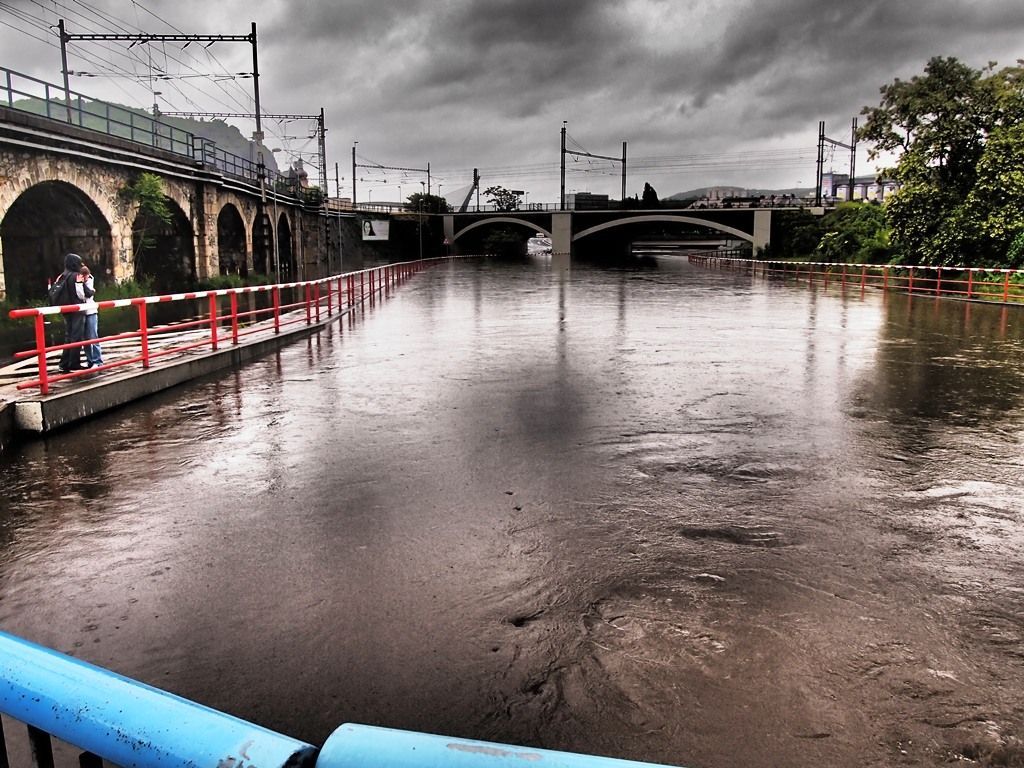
[406,192,451,214]
[860,56,1024,266]
[814,203,892,264]
[771,210,824,259]
[483,185,521,212]
[641,182,660,207]
[119,172,173,263]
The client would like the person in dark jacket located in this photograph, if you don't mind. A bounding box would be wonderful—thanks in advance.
[53,253,86,373]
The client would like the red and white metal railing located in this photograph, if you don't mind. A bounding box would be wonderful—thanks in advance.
[8,258,449,396]
[690,251,1024,304]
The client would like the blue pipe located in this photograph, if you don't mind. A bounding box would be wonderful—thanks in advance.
[319,724,679,768]
[0,630,682,768]
[0,630,316,768]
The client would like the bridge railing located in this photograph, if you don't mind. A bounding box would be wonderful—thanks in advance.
[7,259,445,396]
[0,629,676,768]
[1,66,299,194]
[689,252,1024,305]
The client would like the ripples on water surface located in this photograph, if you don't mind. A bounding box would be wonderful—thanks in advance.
[1,255,1022,768]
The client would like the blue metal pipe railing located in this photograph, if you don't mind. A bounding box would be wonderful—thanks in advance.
[320,724,677,768]
[0,631,316,768]
[0,630,681,768]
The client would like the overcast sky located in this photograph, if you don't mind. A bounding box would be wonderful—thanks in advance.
[3,0,1024,203]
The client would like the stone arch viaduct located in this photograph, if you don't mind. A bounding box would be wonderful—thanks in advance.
[0,104,326,300]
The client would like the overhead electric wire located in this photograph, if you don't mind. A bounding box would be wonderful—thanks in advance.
[30,0,260,119]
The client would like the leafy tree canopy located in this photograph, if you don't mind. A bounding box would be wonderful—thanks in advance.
[406,192,451,214]
[483,185,521,212]
[859,56,1024,266]
[815,203,891,264]
[641,182,659,207]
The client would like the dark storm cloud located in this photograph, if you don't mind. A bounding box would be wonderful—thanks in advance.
[4,0,1024,197]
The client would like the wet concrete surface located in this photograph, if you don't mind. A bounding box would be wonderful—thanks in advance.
[1,255,1023,767]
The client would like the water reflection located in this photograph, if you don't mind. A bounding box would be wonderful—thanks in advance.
[1,258,1022,767]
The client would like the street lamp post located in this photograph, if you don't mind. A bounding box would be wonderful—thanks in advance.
[418,181,425,261]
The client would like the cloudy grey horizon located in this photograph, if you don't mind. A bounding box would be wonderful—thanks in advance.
[2,0,1023,204]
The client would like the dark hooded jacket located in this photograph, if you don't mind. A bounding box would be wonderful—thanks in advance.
[51,253,85,305]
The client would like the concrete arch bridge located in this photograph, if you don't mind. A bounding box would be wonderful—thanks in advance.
[443,207,781,257]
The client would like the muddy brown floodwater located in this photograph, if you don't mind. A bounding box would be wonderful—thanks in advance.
[1,255,1023,768]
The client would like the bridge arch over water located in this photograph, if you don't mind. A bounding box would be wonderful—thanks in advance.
[450,217,553,243]
[573,214,754,244]
[444,208,776,257]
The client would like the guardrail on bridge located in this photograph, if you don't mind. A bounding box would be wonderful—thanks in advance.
[1,65,300,194]
[690,251,1024,305]
[0,629,679,768]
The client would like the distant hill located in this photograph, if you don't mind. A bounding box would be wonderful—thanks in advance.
[11,97,278,172]
[666,185,811,200]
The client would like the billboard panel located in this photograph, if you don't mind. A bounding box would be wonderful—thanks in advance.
[361,219,389,241]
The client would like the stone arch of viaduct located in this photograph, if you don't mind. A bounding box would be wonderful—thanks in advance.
[0,145,304,299]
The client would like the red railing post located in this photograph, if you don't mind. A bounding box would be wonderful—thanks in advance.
[305,283,312,325]
[360,272,365,303]
[272,286,281,334]
[967,270,974,299]
[314,283,321,323]
[34,314,50,395]
[1004,271,1010,303]
[208,294,219,351]
[908,267,914,295]
[138,301,151,368]
[230,292,239,344]
[935,268,942,296]
[326,279,333,316]
[883,267,889,291]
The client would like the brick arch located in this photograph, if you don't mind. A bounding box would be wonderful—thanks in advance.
[0,155,122,237]
[216,202,248,276]
[130,194,196,292]
[0,170,117,301]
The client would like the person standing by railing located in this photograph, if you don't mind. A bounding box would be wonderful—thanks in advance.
[80,265,103,369]
[50,253,86,373]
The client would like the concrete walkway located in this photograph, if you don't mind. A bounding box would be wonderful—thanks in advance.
[0,304,349,449]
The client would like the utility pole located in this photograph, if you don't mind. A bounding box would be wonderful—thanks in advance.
[560,121,567,210]
[849,117,858,202]
[352,157,430,206]
[162,110,326,191]
[58,19,72,122]
[335,162,343,272]
[815,121,825,207]
[621,141,628,202]
[560,121,627,209]
[56,20,262,142]
[815,119,859,206]
[250,23,261,145]
[352,142,358,205]
[418,181,425,261]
